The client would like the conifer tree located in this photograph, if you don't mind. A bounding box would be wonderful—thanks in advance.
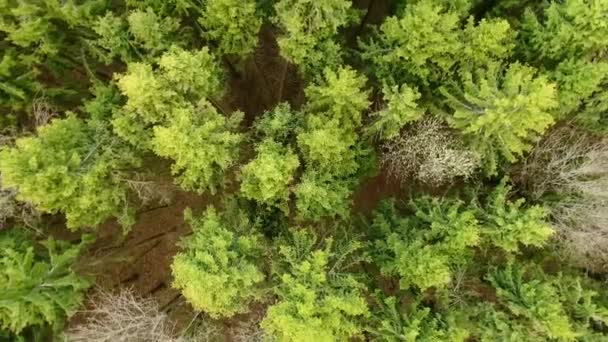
[262,230,369,341]
[478,179,554,253]
[521,0,608,128]
[273,0,358,77]
[0,230,91,336]
[171,206,265,318]
[0,116,140,229]
[240,139,299,212]
[372,198,479,290]
[114,47,242,193]
[442,63,557,174]
[199,0,262,58]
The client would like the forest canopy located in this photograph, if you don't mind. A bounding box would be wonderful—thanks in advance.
[1,0,608,341]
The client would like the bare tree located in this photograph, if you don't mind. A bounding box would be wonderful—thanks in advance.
[514,125,608,272]
[382,117,479,187]
[32,97,58,128]
[65,288,180,342]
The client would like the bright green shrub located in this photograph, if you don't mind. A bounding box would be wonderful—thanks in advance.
[442,62,557,174]
[262,230,369,341]
[115,46,222,128]
[171,207,265,318]
[152,103,243,194]
[273,0,358,77]
[240,139,300,211]
[294,67,371,221]
[369,296,469,341]
[0,230,91,336]
[0,116,140,230]
[479,179,554,253]
[115,62,173,127]
[373,198,479,290]
[199,0,262,57]
[487,264,577,340]
[460,17,515,68]
[368,84,423,140]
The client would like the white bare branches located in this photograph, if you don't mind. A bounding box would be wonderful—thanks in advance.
[382,117,479,187]
[515,125,608,272]
[65,288,179,342]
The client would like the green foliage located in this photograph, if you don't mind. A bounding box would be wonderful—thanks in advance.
[171,206,265,318]
[487,264,577,340]
[273,0,358,77]
[369,296,469,341]
[479,179,554,253]
[157,43,223,98]
[372,198,479,290]
[294,172,352,221]
[0,0,105,118]
[297,118,358,177]
[442,63,557,174]
[303,67,370,130]
[114,47,241,193]
[0,230,91,335]
[240,139,299,212]
[199,0,261,57]
[128,8,180,53]
[521,0,608,128]
[361,2,514,85]
[253,102,298,143]
[152,102,243,194]
[294,67,371,221]
[521,0,608,62]
[470,303,538,342]
[368,84,423,140]
[262,230,369,341]
[556,275,608,335]
[361,2,461,85]
[0,116,140,230]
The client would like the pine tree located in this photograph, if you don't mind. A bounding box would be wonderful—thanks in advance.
[521,0,608,128]
[442,62,557,175]
[478,178,554,253]
[369,295,469,341]
[372,198,479,290]
[171,206,266,318]
[273,0,358,77]
[0,230,91,336]
[114,47,241,193]
[198,0,262,58]
[487,264,577,340]
[262,230,369,341]
[0,116,140,229]
[368,84,423,140]
[240,139,299,212]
